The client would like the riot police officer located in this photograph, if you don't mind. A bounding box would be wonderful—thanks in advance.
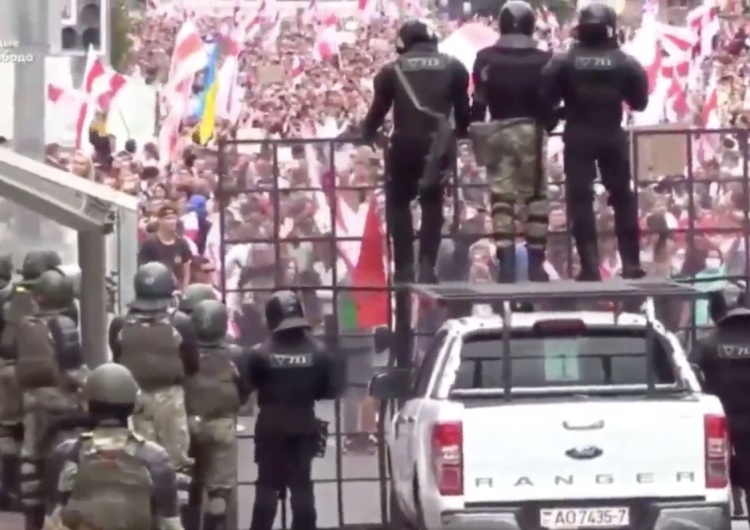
[44,363,185,530]
[184,300,248,530]
[108,261,199,477]
[540,3,649,280]
[0,253,16,510]
[690,284,750,521]
[247,291,340,530]
[179,283,219,316]
[469,0,559,283]
[14,269,85,530]
[361,19,471,283]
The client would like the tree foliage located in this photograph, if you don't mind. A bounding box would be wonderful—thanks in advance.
[110,0,132,72]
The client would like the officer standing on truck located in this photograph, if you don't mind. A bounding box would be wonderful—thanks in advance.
[15,269,86,530]
[108,261,199,480]
[247,290,340,530]
[43,363,185,530]
[184,299,248,530]
[469,0,559,284]
[360,19,471,283]
[690,283,750,525]
[540,3,649,281]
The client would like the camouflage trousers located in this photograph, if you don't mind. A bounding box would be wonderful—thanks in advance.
[0,361,23,456]
[472,119,549,250]
[132,385,192,473]
[191,417,237,490]
[20,388,81,511]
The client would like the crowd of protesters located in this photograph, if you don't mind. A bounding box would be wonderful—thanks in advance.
[29,0,750,452]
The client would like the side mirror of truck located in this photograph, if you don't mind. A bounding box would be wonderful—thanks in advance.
[369,369,411,400]
[373,327,392,353]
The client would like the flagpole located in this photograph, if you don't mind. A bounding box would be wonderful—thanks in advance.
[10,0,51,242]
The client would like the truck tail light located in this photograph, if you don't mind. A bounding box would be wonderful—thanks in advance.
[431,421,463,496]
[704,414,729,489]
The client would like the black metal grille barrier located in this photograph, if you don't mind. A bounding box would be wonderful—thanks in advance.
[216,127,750,529]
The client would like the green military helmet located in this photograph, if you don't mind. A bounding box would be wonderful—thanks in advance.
[129,261,176,311]
[179,283,218,315]
[84,363,139,405]
[33,269,75,310]
[191,299,229,341]
[20,250,62,282]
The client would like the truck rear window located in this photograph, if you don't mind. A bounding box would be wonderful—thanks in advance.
[454,330,677,390]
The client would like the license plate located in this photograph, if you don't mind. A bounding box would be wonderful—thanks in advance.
[540,507,630,529]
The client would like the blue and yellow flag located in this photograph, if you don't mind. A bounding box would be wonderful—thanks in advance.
[198,44,219,145]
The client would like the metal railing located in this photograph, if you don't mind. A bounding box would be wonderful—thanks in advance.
[217,127,750,529]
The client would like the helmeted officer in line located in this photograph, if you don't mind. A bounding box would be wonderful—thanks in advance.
[0,253,18,510]
[540,3,649,281]
[14,269,86,530]
[179,284,219,316]
[183,300,249,530]
[361,19,471,283]
[469,0,560,284]
[43,363,185,530]
[247,291,340,530]
[690,283,750,521]
[109,261,199,479]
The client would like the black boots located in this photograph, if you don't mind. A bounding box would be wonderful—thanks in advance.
[0,455,19,511]
[577,244,602,281]
[497,247,549,284]
[496,247,516,284]
[527,248,549,282]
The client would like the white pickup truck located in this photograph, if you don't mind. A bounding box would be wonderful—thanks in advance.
[371,310,731,530]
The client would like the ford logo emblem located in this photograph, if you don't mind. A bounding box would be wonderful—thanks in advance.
[565,446,603,460]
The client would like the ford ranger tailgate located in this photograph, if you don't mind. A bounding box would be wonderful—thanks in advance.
[462,400,706,502]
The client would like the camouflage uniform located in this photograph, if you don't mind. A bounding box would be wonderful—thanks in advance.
[16,308,86,530]
[485,121,548,251]
[43,427,185,530]
[184,300,246,530]
[0,285,34,467]
[43,363,184,530]
[119,314,193,474]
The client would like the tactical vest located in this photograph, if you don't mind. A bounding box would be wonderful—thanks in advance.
[118,314,184,391]
[0,288,36,361]
[15,315,61,390]
[62,431,153,530]
[184,345,241,419]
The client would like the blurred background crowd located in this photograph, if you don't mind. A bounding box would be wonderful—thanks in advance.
[18,0,750,451]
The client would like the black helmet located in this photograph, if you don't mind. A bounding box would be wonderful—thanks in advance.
[499,0,536,36]
[20,250,62,283]
[576,3,617,43]
[396,19,439,54]
[84,363,139,406]
[191,299,229,342]
[33,269,75,310]
[180,283,218,315]
[709,282,750,324]
[265,290,310,333]
[129,261,175,312]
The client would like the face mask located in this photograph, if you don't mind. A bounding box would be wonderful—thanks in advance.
[705,258,722,270]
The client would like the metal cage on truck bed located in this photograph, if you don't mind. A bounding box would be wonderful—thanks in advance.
[215,127,750,529]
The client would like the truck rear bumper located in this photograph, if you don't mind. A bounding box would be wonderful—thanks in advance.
[439,501,731,530]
